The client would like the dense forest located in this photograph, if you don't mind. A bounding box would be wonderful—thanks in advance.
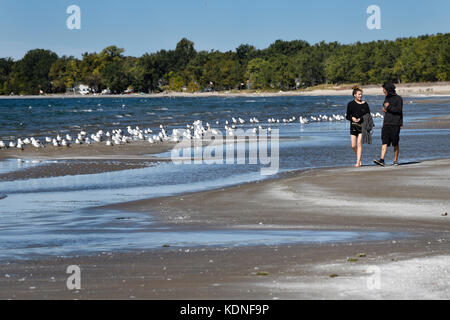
[0,33,448,95]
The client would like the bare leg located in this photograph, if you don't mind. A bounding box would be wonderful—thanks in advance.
[356,134,363,167]
[394,145,399,162]
[381,144,388,160]
[351,135,357,155]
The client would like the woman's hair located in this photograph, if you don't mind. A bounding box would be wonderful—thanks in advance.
[352,86,362,97]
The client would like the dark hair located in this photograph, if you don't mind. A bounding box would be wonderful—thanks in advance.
[352,86,362,97]
[382,82,396,95]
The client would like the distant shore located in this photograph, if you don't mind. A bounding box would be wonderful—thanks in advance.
[1,82,450,99]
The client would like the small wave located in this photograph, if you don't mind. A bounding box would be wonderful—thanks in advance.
[116,115,124,118]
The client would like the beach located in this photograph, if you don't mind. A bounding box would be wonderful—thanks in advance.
[0,95,449,300]
[1,82,450,100]
[0,158,448,299]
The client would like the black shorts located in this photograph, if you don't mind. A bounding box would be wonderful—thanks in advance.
[382,126,401,147]
[350,123,362,136]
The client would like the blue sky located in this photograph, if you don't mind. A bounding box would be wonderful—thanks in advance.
[0,0,449,59]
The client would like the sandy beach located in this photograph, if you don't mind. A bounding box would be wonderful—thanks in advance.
[0,158,448,300]
[1,82,449,99]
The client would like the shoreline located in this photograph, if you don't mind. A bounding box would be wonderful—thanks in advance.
[1,82,450,99]
[0,158,448,299]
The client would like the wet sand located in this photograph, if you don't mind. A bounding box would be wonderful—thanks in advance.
[0,159,448,299]
[0,141,174,161]
[405,115,450,130]
[0,141,175,179]
[0,159,165,181]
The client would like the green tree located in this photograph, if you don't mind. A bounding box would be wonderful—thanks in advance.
[174,38,196,71]
[436,33,450,81]
[167,71,185,91]
[0,58,14,95]
[12,49,58,94]
[265,39,309,57]
[49,56,81,93]
[202,51,241,90]
[80,52,103,91]
[245,58,270,89]
[101,60,129,93]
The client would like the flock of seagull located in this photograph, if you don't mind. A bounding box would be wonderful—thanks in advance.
[0,112,384,151]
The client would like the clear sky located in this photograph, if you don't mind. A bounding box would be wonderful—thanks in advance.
[0,0,449,59]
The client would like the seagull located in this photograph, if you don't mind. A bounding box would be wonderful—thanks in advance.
[31,140,42,148]
[299,117,309,124]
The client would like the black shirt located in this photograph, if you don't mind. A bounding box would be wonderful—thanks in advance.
[346,100,370,123]
[383,93,403,126]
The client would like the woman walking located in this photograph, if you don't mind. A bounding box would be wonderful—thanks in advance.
[346,86,371,167]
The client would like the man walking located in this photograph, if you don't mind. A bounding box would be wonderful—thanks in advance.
[374,82,403,166]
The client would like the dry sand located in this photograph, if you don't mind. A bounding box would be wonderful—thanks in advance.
[0,159,448,299]
[1,82,449,99]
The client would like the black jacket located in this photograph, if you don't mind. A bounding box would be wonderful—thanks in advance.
[362,113,374,144]
[383,93,403,126]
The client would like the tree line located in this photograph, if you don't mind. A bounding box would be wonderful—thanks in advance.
[0,33,448,95]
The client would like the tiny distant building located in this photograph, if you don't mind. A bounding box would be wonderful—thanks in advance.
[69,84,91,95]
[78,84,90,95]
